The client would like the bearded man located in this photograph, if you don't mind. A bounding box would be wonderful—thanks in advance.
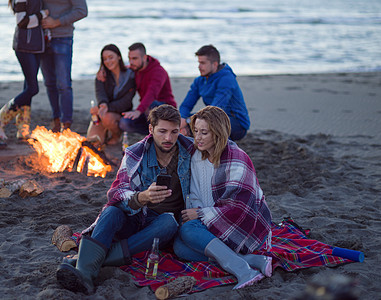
[56,105,194,294]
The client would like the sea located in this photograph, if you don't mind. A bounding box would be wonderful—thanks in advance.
[1,0,380,81]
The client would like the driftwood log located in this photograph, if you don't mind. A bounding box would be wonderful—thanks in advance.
[19,180,44,198]
[51,225,77,252]
[155,276,197,300]
[0,179,26,198]
[0,179,44,198]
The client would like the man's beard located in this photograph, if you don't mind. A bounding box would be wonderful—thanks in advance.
[154,141,176,154]
[133,61,145,72]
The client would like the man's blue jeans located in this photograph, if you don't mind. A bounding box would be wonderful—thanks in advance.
[40,37,73,124]
[229,115,247,141]
[91,206,179,254]
[14,51,40,107]
[119,100,165,135]
[173,219,216,261]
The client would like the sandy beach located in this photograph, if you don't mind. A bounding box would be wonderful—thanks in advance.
[0,72,380,299]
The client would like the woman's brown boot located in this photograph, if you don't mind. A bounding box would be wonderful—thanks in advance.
[0,99,21,146]
[15,105,31,140]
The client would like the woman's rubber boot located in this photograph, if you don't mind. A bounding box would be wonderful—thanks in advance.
[0,99,21,145]
[15,105,31,140]
[239,254,273,277]
[204,238,264,290]
[56,236,107,294]
[62,239,131,267]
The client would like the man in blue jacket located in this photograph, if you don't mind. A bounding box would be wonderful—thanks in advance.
[179,45,250,140]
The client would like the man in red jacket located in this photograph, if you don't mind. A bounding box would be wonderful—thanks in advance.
[119,42,177,135]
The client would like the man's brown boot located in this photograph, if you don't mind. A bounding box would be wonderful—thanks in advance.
[51,118,61,133]
[61,121,72,132]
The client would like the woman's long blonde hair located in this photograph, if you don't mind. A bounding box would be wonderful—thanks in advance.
[190,106,231,166]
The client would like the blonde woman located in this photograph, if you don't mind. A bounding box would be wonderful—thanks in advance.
[174,106,273,289]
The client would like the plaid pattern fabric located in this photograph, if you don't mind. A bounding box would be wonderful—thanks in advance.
[255,218,350,271]
[121,218,352,293]
[81,134,194,235]
[121,250,236,293]
[107,133,194,208]
[106,135,151,208]
[198,141,272,254]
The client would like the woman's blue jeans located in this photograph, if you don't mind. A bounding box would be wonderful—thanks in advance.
[40,37,73,123]
[91,206,178,254]
[173,219,216,261]
[13,51,40,107]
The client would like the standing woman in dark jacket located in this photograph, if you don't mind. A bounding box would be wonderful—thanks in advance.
[87,44,136,145]
[0,0,48,149]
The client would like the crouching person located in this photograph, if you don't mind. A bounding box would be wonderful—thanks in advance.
[56,104,194,294]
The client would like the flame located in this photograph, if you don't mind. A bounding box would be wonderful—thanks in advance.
[28,126,111,178]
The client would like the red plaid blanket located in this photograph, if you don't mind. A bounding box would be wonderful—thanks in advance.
[120,218,353,293]
[121,251,235,292]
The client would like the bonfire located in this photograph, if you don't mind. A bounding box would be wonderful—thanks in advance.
[28,126,112,178]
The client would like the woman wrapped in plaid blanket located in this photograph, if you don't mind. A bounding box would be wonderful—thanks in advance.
[174,106,273,289]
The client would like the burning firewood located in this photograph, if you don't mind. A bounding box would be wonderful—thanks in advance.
[72,147,83,172]
[82,140,116,167]
[51,225,77,252]
[28,126,114,178]
[82,155,90,175]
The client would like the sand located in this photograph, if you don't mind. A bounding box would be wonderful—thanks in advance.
[0,72,380,299]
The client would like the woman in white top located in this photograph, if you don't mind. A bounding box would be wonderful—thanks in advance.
[173,106,273,289]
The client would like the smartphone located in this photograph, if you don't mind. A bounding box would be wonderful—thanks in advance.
[156,174,172,188]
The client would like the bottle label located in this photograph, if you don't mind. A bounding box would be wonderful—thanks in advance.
[152,261,158,278]
[91,115,99,125]
[122,133,129,151]
[145,256,159,279]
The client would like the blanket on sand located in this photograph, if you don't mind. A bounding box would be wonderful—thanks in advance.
[115,218,353,293]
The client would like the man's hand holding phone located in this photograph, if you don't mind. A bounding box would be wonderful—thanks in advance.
[137,174,172,206]
[156,174,171,189]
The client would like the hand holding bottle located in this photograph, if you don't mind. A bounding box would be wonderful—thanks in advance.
[98,103,108,119]
[90,100,100,125]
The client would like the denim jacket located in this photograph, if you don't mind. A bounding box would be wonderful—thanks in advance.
[114,135,193,216]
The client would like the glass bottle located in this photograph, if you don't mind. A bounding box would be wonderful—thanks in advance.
[145,237,159,279]
[90,100,100,125]
[122,131,129,152]
[44,29,51,42]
